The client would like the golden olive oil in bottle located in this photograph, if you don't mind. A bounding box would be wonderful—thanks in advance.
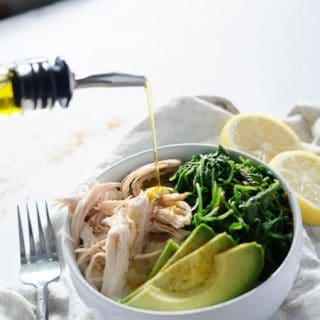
[0,67,20,114]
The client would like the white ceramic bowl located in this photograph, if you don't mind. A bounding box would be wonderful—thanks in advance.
[62,144,303,320]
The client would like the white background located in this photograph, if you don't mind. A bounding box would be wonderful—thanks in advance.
[0,0,320,284]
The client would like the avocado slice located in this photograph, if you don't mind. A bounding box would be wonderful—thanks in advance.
[147,239,179,280]
[120,224,215,303]
[123,232,235,305]
[126,241,264,311]
[163,223,215,270]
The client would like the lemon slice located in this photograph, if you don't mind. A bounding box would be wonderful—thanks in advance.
[220,113,302,162]
[270,150,320,225]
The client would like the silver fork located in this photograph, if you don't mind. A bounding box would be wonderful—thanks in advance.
[17,201,61,320]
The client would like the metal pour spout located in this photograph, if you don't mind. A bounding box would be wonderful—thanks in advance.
[74,73,147,88]
[5,56,147,110]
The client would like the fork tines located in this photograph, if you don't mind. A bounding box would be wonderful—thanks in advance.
[17,201,57,265]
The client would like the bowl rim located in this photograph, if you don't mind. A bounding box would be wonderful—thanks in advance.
[62,143,302,316]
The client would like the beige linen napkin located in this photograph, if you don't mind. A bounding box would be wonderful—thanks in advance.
[1,96,320,320]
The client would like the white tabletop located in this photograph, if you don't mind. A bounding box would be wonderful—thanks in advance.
[1,0,320,285]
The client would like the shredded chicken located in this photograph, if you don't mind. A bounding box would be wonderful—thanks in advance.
[70,182,121,243]
[131,249,162,261]
[101,206,135,298]
[58,159,194,300]
[55,195,83,213]
[153,192,192,228]
[126,194,151,254]
[121,159,182,197]
[79,223,98,248]
[85,252,105,289]
[101,194,151,298]
[148,221,190,240]
[97,200,124,215]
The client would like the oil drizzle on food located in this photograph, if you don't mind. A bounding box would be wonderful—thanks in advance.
[145,81,161,186]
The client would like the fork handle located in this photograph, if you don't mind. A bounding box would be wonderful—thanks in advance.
[36,284,48,320]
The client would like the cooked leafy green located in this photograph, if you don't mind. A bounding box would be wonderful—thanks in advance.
[169,145,293,279]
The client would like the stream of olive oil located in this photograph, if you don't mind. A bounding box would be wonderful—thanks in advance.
[145,81,161,186]
[0,72,162,189]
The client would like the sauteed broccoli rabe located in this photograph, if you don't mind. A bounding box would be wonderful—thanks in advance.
[170,145,293,279]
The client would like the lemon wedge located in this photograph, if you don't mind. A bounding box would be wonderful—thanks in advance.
[220,113,302,162]
[270,150,320,225]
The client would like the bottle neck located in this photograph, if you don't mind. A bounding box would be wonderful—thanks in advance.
[10,57,73,111]
[4,56,147,112]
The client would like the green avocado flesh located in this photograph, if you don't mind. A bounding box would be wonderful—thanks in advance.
[126,241,264,311]
[147,239,179,280]
[123,232,235,306]
[163,224,215,269]
[120,224,215,303]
